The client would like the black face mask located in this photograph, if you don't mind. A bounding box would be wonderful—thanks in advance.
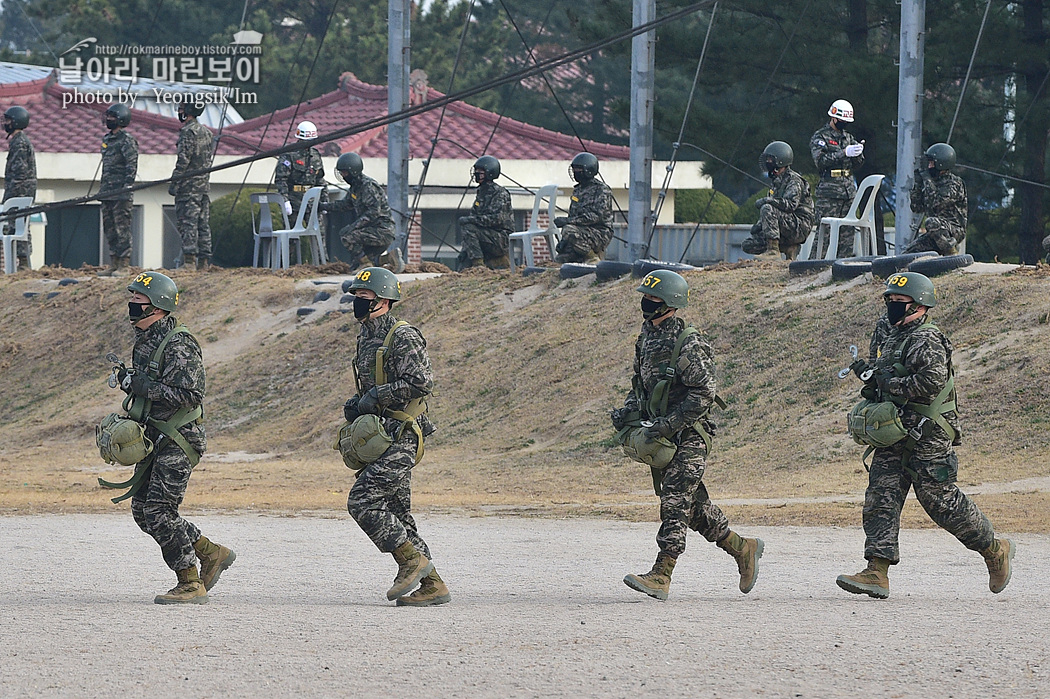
[353,296,378,321]
[106,117,120,130]
[3,119,14,135]
[927,164,939,177]
[766,163,779,177]
[128,301,152,323]
[886,300,912,326]
[641,297,667,320]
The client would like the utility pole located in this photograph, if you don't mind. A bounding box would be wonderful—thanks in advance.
[627,0,655,261]
[388,0,411,252]
[894,0,925,251]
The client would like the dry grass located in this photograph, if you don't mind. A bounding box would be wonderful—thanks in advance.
[2,262,1049,531]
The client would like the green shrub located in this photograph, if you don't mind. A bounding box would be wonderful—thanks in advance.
[210,188,283,267]
[674,189,738,224]
[733,190,767,224]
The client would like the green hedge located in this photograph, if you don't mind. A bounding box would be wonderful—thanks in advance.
[210,188,283,267]
[674,189,738,224]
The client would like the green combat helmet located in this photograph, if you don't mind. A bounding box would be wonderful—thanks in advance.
[127,271,179,312]
[925,143,956,173]
[761,141,793,169]
[348,266,401,301]
[884,271,936,307]
[636,269,689,308]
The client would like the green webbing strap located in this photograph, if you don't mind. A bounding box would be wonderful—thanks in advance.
[374,320,409,386]
[148,405,204,467]
[98,448,158,503]
[374,320,427,465]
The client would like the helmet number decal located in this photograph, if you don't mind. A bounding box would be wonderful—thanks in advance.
[888,274,907,287]
[356,270,371,281]
[641,274,662,288]
[134,273,153,287]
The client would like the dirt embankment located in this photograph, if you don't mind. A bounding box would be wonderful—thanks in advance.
[2,262,1049,530]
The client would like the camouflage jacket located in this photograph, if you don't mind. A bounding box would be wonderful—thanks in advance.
[171,119,213,197]
[765,167,813,221]
[568,178,613,233]
[465,181,514,232]
[868,313,893,364]
[3,130,37,200]
[810,123,863,199]
[328,174,395,236]
[355,313,436,437]
[275,146,325,199]
[101,129,138,201]
[624,316,717,436]
[131,315,206,454]
[911,171,967,229]
[871,315,960,458]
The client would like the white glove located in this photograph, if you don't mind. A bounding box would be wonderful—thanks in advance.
[844,143,864,157]
[283,201,293,217]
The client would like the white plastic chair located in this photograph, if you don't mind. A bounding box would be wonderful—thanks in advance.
[799,174,884,261]
[508,184,560,272]
[281,186,328,268]
[251,192,291,269]
[1,196,33,274]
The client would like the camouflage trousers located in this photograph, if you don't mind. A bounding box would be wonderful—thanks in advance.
[744,206,812,259]
[556,224,611,262]
[656,432,730,559]
[339,223,395,265]
[903,218,963,256]
[862,447,994,563]
[175,193,212,258]
[101,199,133,259]
[815,195,856,258]
[347,430,431,557]
[131,442,201,572]
[459,222,509,262]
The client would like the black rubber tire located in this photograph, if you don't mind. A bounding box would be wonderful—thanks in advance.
[296,307,316,316]
[831,256,877,281]
[340,279,353,293]
[22,291,38,298]
[312,290,331,303]
[521,266,550,277]
[340,293,354,304]
[47,291,61,299]
[58,278,78,286]
[788,259,834,276]
[631,259,697,278]
[595,260,633,282]
[869,251,938,278]
[907,254,974,277]
[559,263,597,279]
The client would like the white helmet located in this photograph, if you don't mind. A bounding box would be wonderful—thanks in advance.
[828,99,854,122]
[295,120,318,140]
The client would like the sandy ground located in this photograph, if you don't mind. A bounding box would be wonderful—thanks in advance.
[1,515,1046,698]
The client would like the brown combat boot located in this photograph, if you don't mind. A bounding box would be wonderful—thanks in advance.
[485,255,510,270]
[197,256,211,271]
[836,557,891,599]
[351,255,374,272]
[981,538,1015,593]
[182,254,197,270]
[97,255,121,277]
[154,566,208,605]
[717,531,765,594]
[387,541,434,601]
[623,552,677,601]
[396,568,451,607]
[379,248,405,274]
[193,535,237,591]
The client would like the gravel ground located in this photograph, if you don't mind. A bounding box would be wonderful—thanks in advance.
[1,514,1045,698]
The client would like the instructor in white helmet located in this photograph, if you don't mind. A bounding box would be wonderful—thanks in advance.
[274,120,328,261]
[810,99,865,258]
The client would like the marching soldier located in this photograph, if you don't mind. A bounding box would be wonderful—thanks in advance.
[274,120,327,261]
[118,271,236,603]
[2,105,36,271]
[741,141,814,260]
[554,152,613,264]
[98,103,138,276]
[318,152,399,272]
[613,270,763,600]
[342,267,448,606]
[170,100,214,270]
[457,155,514,270]
[904,143,967,256]
[837,272,1013,599]
[810,99,864,258]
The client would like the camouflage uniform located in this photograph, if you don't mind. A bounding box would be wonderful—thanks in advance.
[861,315,994,563]
[347,313,437,555]
[128,315,208,573]
[742,167,814,259]
[329,174,395,264]
[275,146,327,232]
[2,129,36,259]
[100,129,139,259]
[810,123,864,257]
[171,119,214,259]
[556,178,613,262]
[623,316,729,558]
[904,171,967,255]
[458,180,514,265]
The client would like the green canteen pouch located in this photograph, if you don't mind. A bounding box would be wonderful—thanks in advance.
[96,412,154,466]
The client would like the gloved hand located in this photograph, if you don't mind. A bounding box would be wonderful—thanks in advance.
[283,200,293,217]
[644,417,675,440]
[168,183,177,197]
[458,216,472,226]
[754,197,770,209]
[357,387,382,415]
[129,373,152,398]
[343,396,361,423]
[553,216,568,228]
[116,366,130,387]
[876,370,895,397]
[610,408,629,430]
[318,202,332,214]
[845,143,864,157]
[849,358,869,380]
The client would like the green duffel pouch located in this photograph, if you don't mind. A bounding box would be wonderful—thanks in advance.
[847,399,908,448]
[96,412,154,466]
[616,425,677,470]
[333,414,393,471]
